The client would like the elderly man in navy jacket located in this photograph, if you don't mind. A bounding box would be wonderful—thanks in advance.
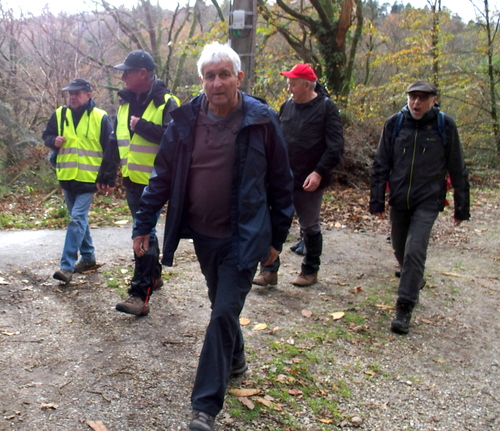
[132,42,294,431]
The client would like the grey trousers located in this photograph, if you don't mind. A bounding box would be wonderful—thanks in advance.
[390,207,439,305]
[262,187,324,274]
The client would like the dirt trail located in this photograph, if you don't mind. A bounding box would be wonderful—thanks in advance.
[0,190,499,430]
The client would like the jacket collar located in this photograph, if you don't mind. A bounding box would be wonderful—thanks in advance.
[118,77,170,107]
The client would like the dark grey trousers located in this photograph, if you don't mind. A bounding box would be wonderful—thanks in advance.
[390,207,439,305]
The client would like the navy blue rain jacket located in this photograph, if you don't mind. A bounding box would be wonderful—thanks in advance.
[133,92,294,270]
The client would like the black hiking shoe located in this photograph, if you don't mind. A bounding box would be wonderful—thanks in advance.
[290,239,305,255]
[74,260,97,273]
[391,302,413,334]
[188,410,215,431]
[116,296,150,316]
[53,269,73,284]
[230,360,248,378]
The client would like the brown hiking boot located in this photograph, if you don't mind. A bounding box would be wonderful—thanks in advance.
[74,260,97,273]
[115,296,150,316]
[53,269,73,284]
[252,271,278,286]
[292,272,317,287]
[189,410,215,431]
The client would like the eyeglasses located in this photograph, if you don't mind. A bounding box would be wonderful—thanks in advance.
[122,69,141,77]
[408,93,433,102]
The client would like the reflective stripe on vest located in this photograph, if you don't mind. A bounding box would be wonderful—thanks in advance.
[116,93,179,185]
[55,106,106,183]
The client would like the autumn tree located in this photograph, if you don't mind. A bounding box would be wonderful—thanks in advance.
[257,0,363,102]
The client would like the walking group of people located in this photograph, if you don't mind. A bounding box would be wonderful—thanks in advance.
[43,41,469,431]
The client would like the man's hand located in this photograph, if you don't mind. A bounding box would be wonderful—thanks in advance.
[133,234,150,257]
[96,183,115,196]
[302,172,322,192]
[54,136,66,148]
[373,212,385,220]
[262,246,280,266]
[130,115,140,131]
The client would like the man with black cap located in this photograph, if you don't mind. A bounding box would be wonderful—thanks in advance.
[43,78,117,284]
[253,63,344,288]
[112,50,180,316]
[370,80,470,334]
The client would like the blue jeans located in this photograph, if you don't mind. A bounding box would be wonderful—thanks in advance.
[390,207,439,305]
[60,190,95,271]
[190,231,257,417]
[125,186,159,241]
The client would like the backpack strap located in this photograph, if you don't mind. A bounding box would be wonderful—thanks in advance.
[437,111,447,146]
[391,111,404,149]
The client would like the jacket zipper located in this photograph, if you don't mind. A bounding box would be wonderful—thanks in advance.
[407,130,418,209]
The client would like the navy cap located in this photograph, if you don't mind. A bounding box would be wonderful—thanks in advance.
[406,80,438,94]
[62,78,92,92]
[114,50,156,71]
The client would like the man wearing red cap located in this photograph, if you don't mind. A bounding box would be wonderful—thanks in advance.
[253,64,344,287]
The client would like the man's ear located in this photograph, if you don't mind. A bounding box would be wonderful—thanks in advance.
[237,70,245,87]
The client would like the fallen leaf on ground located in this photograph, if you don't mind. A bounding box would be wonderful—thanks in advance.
[301,309,313,318]
[1,331,20,336]
[239,317,250,326]
[229,388,260,397]
[40,403,58,410]
[318,418,334,424]
[85,420,108,431]
[330,311,345,320]
[113,220,129,225]
[433,358,446,363]
[375,304,394,309]
[237,396,255,409]
[0,277,8,285]
[440,272,468,278]
[252,323,267,331]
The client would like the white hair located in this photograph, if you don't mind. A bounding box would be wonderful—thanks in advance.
[197,42,241,78]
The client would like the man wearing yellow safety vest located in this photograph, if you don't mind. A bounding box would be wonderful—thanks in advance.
[112,50,180,316]
[43,78,118,284]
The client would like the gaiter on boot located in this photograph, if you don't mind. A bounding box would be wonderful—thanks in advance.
[302,231,322,274]
[129,239,162,301]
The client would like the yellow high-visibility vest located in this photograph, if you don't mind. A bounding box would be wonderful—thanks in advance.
[116,93,179,185]
[55,106,106,183]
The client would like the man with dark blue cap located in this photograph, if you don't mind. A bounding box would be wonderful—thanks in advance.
[43,78,118,284]
[112,50,180,316]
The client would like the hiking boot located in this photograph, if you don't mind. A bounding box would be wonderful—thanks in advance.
[53,269,73,284]
[154,278,163,291]
[252,270,278,286]
[391,302,413,334]
[230,360,248,378]
[116,296,150,316]
[292,272,317,287]
[188,410,215,431]
[74,260,97,273]
[290,239,305,255]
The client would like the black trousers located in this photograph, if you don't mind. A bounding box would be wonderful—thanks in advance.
[190,231,257,416]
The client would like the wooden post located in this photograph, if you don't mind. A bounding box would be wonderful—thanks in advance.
[228,0,257,95]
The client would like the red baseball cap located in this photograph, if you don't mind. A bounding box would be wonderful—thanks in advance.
[280,64,317,82]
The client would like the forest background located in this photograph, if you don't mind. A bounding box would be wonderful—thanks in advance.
[0,0,499,210]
